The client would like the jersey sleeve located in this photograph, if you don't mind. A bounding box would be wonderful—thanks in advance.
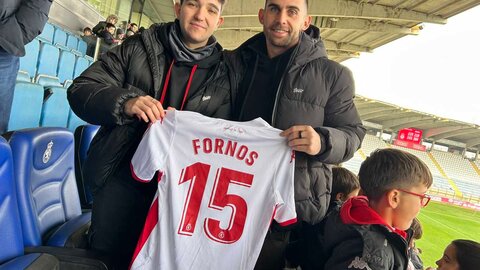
[273,149,297,226]
[131,113,176,182]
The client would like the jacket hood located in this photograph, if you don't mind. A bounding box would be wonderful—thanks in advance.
[341,196,407,239]
[238,24,327,68]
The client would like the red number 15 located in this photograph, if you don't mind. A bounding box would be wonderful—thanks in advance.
[177,162,254,244]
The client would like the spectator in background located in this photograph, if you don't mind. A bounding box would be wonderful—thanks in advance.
[92,14,118,36]
[0,0,53,134]
[408,217,424,270]
[323,148,433,270]
[83,27,93,37]
[426,239,480,270]
[330,166,360,211]
[115,28,125,43]
[99,23,118,46]
[126,22,138,37]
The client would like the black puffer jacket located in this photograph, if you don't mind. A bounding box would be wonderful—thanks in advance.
[226,26,366,224]
[68,22,232,189]
[0,0,52,56]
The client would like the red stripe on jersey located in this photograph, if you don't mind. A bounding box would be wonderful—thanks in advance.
[130,197,159,269]
[130,162,150,183]
[278,218,297,227]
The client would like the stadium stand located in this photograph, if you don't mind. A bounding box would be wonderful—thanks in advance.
[53,27,68,50]
[360,134,387,156]
[0,137,60,269]
[77,39,88,56]
[7,82,44,131]
[66,35,79,52]
[9,128,91,248]
[36,42,60,79]
[36,23,54,44]
[57,49,76,83]
[432,150,480,183]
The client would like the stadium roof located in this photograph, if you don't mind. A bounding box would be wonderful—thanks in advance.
[146,0,480,62]
[355,95,480,151]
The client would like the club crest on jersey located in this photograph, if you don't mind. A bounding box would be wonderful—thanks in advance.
[43,140,54,164]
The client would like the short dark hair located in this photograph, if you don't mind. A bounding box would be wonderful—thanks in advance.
[331,167,359,203]
[180,0,226,8]
[264,0,308,9]
[410,217,423,240]
[358,148,433,201]
[452,239,480,270]
[105,23,116,29]
[83,27,92,32]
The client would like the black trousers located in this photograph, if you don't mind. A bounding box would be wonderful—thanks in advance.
[254,226,291,270]
[88,167,157,270]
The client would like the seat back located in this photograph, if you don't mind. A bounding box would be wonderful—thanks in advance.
[37,43,60,78]
[53,28,67,49]
[77,40,88,56]
[9,128,82,247]
[0,137,24,264]
[67,110,87,132]
[73,57,89,79]
[57,50,76,83]
[66,35,79,51]
[74,125,99,208]
[7,82,44,131]
[40,87,70,128]
[19,39,40,79]
[37,23,54,44]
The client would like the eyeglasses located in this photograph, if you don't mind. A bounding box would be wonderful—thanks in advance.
[398,189,431,207]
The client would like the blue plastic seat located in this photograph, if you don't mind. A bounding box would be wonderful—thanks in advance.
[37,43,60,78]
[67,110,87,132]
[66,35,79,51]
[57,50,75,83]
[19,39,40,79]
[53,28,68,50]
[73,57,89,78]
[9,128,91,248]
[0,137,60,269]
[36,75,62,87]
[7,82,43,131]
[74,125,100,208]
[37,23,54,44]
[77,40,88,56]
[40,87,70,128]
[16,71,31,82]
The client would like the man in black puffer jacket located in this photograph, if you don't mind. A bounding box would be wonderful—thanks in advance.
[225,0,365,268]
[0,0,52,133]
[67,0,232,268]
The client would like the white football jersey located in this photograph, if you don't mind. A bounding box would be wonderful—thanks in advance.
[130,110,296,270]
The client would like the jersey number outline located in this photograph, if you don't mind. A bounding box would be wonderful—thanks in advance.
[177,162,254,244]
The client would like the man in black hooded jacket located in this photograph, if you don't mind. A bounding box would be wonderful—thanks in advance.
[225,0,365,268]
[67,0,232,268]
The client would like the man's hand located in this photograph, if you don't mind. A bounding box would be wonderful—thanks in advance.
[124,96,165,123]
[280,125,321,155]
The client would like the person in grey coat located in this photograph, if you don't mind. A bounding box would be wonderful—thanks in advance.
[0,0,52,133]
[225,0,365,268]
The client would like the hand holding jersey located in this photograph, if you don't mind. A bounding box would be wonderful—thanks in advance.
[280,125,322,155]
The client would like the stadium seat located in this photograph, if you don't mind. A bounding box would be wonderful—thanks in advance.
[53,28,68,50]
[37,43,60,78]
[37,23,55,44]
[36,75,62,87]
[66,35,79,51]
[40,87,70,128]
[57,50,76,83]
[7,82,43,131]
[73,57,89,78]
[67,110,87,132]
[16,71,31,82]
[9,128,91,248]
[77,40,88,56]
[74,125,100,208]
[0,137,60,269]
[19,39,40,79]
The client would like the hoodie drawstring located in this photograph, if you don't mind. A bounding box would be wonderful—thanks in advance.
[158,60,198,111]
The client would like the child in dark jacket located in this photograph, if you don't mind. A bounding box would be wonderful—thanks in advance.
[328,166,360,213]
[323,148,433,270]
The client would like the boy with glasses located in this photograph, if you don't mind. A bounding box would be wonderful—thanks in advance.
[322,148,432,270]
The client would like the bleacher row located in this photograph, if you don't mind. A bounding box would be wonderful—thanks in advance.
[0,126,106,268]
[342,134,480,199]
[7,22,94,132]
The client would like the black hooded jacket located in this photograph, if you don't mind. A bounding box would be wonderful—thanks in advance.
[225,26,366,224]
[67,22,233,189]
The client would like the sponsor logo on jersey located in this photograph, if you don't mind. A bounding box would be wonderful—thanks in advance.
[348,256,372,270]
